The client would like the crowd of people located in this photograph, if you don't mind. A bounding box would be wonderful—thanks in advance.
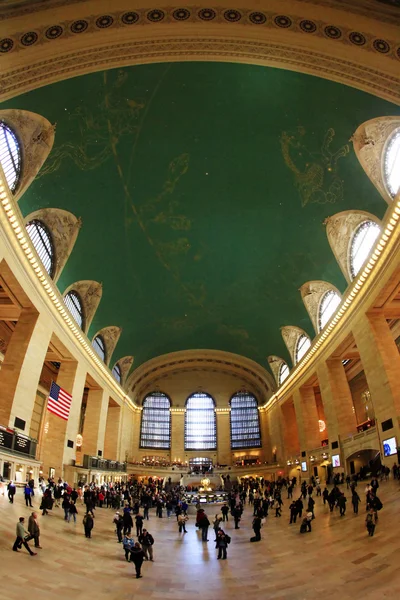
[7,465,391,572]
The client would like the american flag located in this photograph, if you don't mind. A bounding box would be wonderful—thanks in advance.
[47,381,72,421]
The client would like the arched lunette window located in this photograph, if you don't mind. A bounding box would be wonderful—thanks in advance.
[230,392,261,449]
[63,290,84,329]
[318,290,341,332]
[185,392,216,450]
[349,220,381,280]
[26,219,55,278]
[112,363,122,383]
[92,335,106,362]
[278,362,290,386]
[384,128,400,198]
[0,121,21,193]
[140,392,171,449]
[295,334,311,364]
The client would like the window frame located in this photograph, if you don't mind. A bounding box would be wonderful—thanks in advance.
[230,391,261,450]
[184,392,217,451]
[140,391,171,450]
[92,334,106,362]
[383,127,400,199]
[25,219,55,278]
[63,290,85,330]
[349,220,381,280]
[278,362,290,386]
[295,333,311,365]
[112,363,122,384]
[0,120,22,194]
[318,289,342,333]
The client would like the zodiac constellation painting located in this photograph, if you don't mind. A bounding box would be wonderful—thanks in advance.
[280,126,350,207]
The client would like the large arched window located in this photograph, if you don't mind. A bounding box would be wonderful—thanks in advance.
[112,363,122,384]
[185,392,216,450]
[140,392,171,449]
[318,290,342,332]
[349,220,381,280]
[278,362,290,386]
[230,392,261,449]
[63,290,84,329]
[295,334,311,364]
[384,128,400,198]
[0,121,21,193]
[92,335,106,362]
[26,219,55,278]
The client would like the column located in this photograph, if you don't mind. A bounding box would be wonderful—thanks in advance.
[216,410,231,465]
[0,308,52,428]
[317,359,358,441]
[293,386,321,452]
[81,387,109,457]
[353,312,400,436]
[39,360,78,478]
[171,410,185,463]
[280,399,300,457]
[104,404,122,460]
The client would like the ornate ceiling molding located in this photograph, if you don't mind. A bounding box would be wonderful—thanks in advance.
[63,279,102,334]
[300,280,342,334]
[126,349,276,404]
[92,325,122,366]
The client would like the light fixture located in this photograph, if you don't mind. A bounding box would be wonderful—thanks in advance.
[319,419,326,433]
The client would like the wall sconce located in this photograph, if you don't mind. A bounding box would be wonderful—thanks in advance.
[295,459,299,465]
[76,434,83,447]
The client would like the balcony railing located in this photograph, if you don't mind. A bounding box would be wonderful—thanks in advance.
[0,425,37,459]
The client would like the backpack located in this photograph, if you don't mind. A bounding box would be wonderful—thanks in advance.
[225,534,231,544]
[375,498,383,511]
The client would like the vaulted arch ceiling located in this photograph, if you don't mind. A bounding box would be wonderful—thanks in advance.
[2,60,397,370]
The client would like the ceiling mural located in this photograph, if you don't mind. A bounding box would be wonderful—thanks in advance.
[2,62,398,370]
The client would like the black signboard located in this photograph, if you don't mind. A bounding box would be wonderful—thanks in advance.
[0,427,13,450]
[15,434,31,455]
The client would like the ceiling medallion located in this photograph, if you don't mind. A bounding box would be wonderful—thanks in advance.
[70,20,88,34]
[0,38,14,53]
[324,25,342,40]
[198,8,216,20]
[173,8,191,21]
[20,31,38,46]
[373,39,390,54]
[224,9,242,22]
[349,31,366,46]
[121,12,140,25]
[96,15,114,29]
[274,15,292,28]
[147,9,165,22]
[249,12,267,25]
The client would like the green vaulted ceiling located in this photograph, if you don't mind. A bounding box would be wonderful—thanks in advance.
[2,62,398,372]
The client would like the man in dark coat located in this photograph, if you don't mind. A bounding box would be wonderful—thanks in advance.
[130,542,145,578]
[251,515,262,541]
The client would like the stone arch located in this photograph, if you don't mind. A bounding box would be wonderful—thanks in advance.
[113,355,134,387]
[352,116,400,204]
[324,210,382,284]
[299,280,342,334]
[281,326,311,366]
[24,208,81,283]
[267,355,289,386]
[0,109,54,199]
[63,280,102,334]
[92,325,122,367]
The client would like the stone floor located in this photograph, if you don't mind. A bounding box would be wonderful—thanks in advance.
[1,480,400,600]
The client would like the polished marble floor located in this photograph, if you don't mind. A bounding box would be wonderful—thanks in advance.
[1,480,400,600]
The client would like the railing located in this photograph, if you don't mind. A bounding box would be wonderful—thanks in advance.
[82,455,127,472]
[342,426,377,445]
[0,425,37,459]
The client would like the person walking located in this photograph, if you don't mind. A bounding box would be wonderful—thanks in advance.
[196,509,210,542]
[123,532,134,561]
[62,495,71,521]
[366,508,377,537]
[28,512,41,548]
[130,542,145,578]
[113,512,123,543]
[232,505,241,529]
[138,529,154,561]
[221,503,229,522]
[251,515,262,542]
[352,490,361,514]
[123,509,133,535]
[68,501,78,523]
[7,480,16,503]
[289,501,297,524]
[12,517,37,556]
[338,494,347,517]
[83,511,94,538]
[135,512,144,538]
[215,530,230,559]
[178,513,188,534]
[24,483,33,507]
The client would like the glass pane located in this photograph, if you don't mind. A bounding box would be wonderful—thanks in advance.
[0,121,21,193]
[64,291,83,328]
[140,392,171,449]
[350,221,380,279]
[230,392,261,449]
[112,364,121,383]
[384,128,400,198]
[92,336,106,361]
[26,220,54,277]
[185,392,216,450]
[278,363,290,385]
[296,334,311,363]
[318,290,341,331]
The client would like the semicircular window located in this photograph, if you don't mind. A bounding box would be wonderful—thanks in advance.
[185,392,216,450]
[318,290,342,332]
[230,391,261,449]
[140,392,171,449]
[26,219,55,278]
[278,362,290,386]
[0,121,21,193]
[112,363,122,383]
[92,335,106,362]
[295,333,311,364]
[384,128,400,198]
[349,220,381,280]
[63,290,84,329]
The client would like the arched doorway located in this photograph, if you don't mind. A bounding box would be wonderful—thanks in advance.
[346,448,381,478]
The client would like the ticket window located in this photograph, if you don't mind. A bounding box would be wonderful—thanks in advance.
[3,462,11,480]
